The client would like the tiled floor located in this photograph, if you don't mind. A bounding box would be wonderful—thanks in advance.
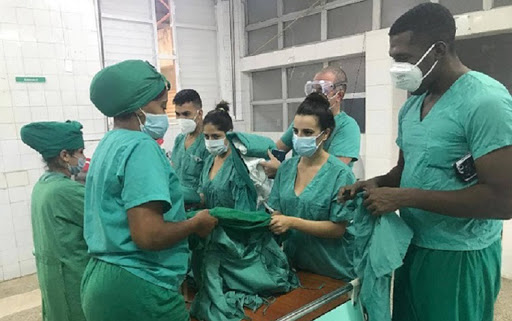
[0,275,511,320]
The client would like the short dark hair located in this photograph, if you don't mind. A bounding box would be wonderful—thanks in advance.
[389,3,456,49]
[204,100,233,132]
[173,89,202,108]
[296,93,335,134]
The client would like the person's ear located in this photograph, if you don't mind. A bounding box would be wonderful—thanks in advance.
[135,110,146,124]
[322,128,331,142]
[59,150,71,164]
[336,88,345,101]
[434,41,448,60]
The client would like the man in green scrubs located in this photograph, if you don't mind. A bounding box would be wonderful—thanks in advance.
[171,89,209,207]
[261,65,361,177]
[340,4,512,321]
[82,60,217,321]
[21,121,88,321]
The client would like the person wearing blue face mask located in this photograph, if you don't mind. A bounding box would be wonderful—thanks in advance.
[83,60,217,321]
[20,121,89,321]
[267,93,357,280]
[198,101,257,211]
[260,66,361,178]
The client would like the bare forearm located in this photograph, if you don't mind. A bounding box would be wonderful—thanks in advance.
[399,184,512,220]
[290,217,346,238]
[374,165,403,188]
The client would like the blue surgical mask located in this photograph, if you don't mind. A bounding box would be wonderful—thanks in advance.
[138,110,169,139]
[69,156,86,176]
[292,131,324,157]
[205,138,228,156]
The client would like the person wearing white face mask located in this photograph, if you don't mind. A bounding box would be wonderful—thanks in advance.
[339,4,512,321]
[198,101,258,211]
[170,89,209,208]
[83,60,217,321]
[260,65,361,178]
[267,93,357,280]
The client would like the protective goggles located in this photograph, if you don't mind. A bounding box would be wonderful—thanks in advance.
[304,80,346,96]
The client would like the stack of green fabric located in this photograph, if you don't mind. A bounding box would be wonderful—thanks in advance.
[187,208,299,321]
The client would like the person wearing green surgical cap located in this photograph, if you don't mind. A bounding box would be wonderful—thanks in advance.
[82,60,217,321]
[20,120,88,321]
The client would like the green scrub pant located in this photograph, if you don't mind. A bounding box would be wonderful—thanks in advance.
[392,240,501,321]
[81,258,189,321]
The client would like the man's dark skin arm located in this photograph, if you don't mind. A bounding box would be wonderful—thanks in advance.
[341,146,512,219]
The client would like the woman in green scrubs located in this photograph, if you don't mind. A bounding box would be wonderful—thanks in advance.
[82,60,217,321]
[268,93,356,280]
[199,101,257,211]
[21,121,88,321]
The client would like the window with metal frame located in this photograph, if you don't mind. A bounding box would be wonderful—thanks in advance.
[245,0,374,56]
[251,58,366,133]
[97,0,178,119]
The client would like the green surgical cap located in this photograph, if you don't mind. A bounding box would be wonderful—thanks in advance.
[20,121,85,159]
[89,60,170,117]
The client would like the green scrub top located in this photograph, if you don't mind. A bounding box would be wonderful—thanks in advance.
[199,152,257,211]
[281,111,360,166]
[170,133,209,204]
[268,155,356,280]
[84,129,189,291]
[397,71,512,251]
[31,172,88,321]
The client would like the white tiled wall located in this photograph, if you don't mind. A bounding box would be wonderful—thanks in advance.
[0,0,105,281]
[364,28,407,179]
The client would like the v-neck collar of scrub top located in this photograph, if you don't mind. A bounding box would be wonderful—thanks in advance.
[291,155,333,198]
[207,152,232,183]
[417,71,472,123]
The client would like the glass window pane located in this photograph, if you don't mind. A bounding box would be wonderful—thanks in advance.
[159,59,177,119]
[494,0,512,7]
[456,33,512,94]
[439,0,481,15]
[343,98,365,133]
[286,63,324,98]
[327,0,373,39]
[248,25,278,55]
[253,104,283,132]
[246,0,278,25]
[284,13,321,48]
[381,0,428,28]
[287,102,301,126]
[101,0,152,21]
[252,69,283,101]
[283,0,320,14]
[329,55,366,94]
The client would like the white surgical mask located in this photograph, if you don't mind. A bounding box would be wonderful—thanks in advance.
[292,131,324,157]
[390,43,438,92]
[177,112,199,135]
[205,138,228,156]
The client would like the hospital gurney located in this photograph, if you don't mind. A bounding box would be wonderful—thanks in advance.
[187,271,365,321]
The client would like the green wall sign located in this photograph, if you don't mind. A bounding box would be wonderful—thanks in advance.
[15,77,46,83]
